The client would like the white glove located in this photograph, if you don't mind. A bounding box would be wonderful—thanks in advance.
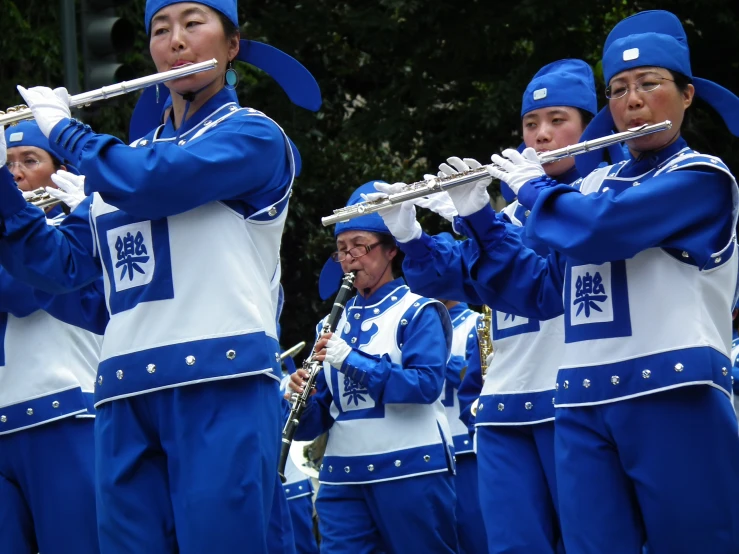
[16,86,71,137]
[439,157,491,217]
[364,181,422,243]
[0,125,6,167]
[48,170,86,211]
[487,147,545,195]
[413,178,458,222]
[325,334,352,369]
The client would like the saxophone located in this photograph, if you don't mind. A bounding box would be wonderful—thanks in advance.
[470,305,493,416]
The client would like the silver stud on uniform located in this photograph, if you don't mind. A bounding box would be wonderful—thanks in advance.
[477,403,483,412]
[497,403,504,411]
[373,308,380,315]
[394,460,401,467]
[26,408,33,416]
[391,296,397,301]
[351,337,357,344]
[116,370,124,380]
[715,257,722,264]
[525,402,533,410]
[328,466,333,472]
[723,367,729,376]
[268,207,277,217]
[0,416,6,423]
[98,376,103,385]
[147,364,156,374]
[344,466,350,473]
[423,455,431,462]
[674,363,684,372]
[563,380,569,389]
[52,401,60,409]
[178,140,186,146]
[186,356,196,366]
[555,383,559,390]
[354,313,361,319]
[139,140,148,146]
[681,251,689,258]
[413,302,420,307]
[400,319,408,326]
[226,350,236,360]
[583,379,591,388]
[642,369,651,379]
[368,464,375,472]
[611,375,620,385]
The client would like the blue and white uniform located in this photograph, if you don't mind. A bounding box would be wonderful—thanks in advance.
[0,121,106,554]
[280,443,318,554]
[403,60,597,554]
[436,11,739,553]
[0,0,324,546]
[299,182,459,554]
[444,303,486,554]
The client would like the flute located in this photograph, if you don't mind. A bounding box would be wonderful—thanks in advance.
[321,120,672,226]
[0,59,218,127]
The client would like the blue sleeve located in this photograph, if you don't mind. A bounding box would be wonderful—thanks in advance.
[0,266,45,317]
[339,305,448,404]
[526,168,735,267]
[458,332,483,434]
[293,370,336,442]
[400,232,484,304]
[49,116,291,220]
[0,173,101,294]
[446,355,466,391]
[458,204,566,320]
[36,279,109,335]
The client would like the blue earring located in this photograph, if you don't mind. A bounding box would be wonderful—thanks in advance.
[225,61,238,89]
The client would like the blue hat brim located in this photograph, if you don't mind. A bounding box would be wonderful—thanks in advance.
[318,256,345,301]
[693,78,739,137]
[238,40,322,112]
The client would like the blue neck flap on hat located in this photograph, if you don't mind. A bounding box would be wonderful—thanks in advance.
[521,59,597,118]
[577,9,739,176]
[144,2,321,112]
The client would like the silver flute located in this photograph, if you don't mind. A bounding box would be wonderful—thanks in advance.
[321,120,673,226]
[0,59,219,127]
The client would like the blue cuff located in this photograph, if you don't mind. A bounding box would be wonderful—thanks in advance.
[0,168,27,219]
[397,232,436,260]
[460,203,506,247]
[517,176,558,210]
[49,118,95,170]
[340,350,391,401]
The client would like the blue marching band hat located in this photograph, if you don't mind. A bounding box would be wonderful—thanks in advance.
[576,9,739,176]
[500,59,605,202]
[131,0,322,143]
[318,181,394,300]
[5,121,80,175]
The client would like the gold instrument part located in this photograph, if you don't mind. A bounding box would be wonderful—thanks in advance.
[471,306,493,417]
[24,188,63,210]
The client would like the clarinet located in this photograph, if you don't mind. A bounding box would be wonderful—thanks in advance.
[278,272,356,482]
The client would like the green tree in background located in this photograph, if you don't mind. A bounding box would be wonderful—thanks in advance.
[1,0,737,348]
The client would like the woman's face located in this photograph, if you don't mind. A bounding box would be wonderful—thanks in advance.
[336,231,396,295]
[149,3,239,97]
[522,106,585,177]
[608,66,694,155]
[6,146,59,193]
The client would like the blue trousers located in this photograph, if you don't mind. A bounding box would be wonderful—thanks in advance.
[0,417,99,554]
[476,422,561,554]
[455,454,487,554]
[269,477,298,554]
[555,385,739,554]
[288,494,319,554]
[95,376,280,554]
[316,472,459,554]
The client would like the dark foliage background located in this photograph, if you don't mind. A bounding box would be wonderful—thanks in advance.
[1,0,738,348]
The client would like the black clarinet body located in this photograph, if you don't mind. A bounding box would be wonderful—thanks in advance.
[278,272,356,482]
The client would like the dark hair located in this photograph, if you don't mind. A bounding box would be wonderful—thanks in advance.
[215,11,240,42]
[665,69,694,130]
[376,233,404,278]
[577,108,594,130]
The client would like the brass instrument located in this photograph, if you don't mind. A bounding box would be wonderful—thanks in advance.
[0,59,218,126]
[470,306,493,417]
[321,121,673,226]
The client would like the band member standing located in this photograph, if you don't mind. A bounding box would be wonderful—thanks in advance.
[0,1,320,551]
[376,59,598,553]
[288,182,459,554]
[402,10,739,553]
[0,121,105,553]
[440,294,487,554]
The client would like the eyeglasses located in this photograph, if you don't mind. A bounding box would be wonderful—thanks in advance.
[331,242,381,262]
[6,159,43,171]
[605,75,675,100]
